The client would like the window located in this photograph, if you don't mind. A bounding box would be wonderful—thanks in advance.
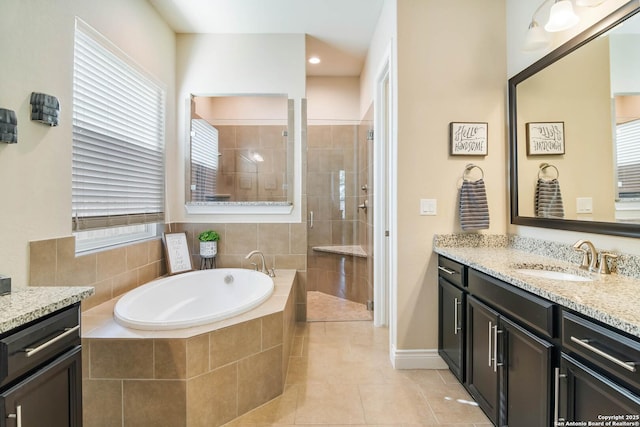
[190,119,219,201]
[72,19,165,252]
[616,119,640,200]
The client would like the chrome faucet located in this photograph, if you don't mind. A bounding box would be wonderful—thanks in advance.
[244,250,276,277]
[572,240,598,272]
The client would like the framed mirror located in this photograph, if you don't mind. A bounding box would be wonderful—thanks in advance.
[509,2,640,238]
[185,94,294,209]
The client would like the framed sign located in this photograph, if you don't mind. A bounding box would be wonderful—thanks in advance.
[526,122,565,155]
[163,232,193,275]
[449,122,488,156]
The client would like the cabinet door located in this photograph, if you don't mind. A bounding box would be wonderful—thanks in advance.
[438,278,465,381]
[1,346,82,427]
[559,354,640,424]
[501,317,554,427]
[466,296,500,425]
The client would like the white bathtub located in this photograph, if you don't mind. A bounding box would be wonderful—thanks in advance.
[114,268,274,330]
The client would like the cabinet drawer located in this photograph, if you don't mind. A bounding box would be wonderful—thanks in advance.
[438,256,466,288]
[468,269,556,338]
[562,311,640,393]
[0,304,80,388]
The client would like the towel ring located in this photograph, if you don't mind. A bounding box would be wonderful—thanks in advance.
[463,163,484,182]
[538,163,559,180]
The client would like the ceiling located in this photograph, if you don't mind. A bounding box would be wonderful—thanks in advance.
[148,0,385,76]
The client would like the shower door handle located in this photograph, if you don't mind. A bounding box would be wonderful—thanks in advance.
[309,211,314,229]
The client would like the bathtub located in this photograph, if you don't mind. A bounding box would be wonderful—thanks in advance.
[114,268,274,330]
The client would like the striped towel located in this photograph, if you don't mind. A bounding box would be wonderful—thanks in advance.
[535,178,564,218]
[459,179,490,231]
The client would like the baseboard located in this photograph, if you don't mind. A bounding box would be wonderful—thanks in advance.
[391,345,449,370]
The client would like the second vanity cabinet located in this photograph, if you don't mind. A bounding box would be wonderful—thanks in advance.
[466,270,555,426]
[438,255,640,426]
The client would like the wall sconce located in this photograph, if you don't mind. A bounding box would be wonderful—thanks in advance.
[0,108,17,144]
[30,92,60,127]
[523,0,609,51]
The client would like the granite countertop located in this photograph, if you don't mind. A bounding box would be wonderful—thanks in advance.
[434,239,640,339]
[312,245,368,258]
[0,286,94,334]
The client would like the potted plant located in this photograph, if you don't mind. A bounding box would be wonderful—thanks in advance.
[198,230,220,258]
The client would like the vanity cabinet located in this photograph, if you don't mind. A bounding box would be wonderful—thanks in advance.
[557,310,640,422]
[466,269,557,426]
[0,303,82,427]
[438,256,466,382]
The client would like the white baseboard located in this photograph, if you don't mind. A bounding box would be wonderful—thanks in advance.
[391,345,449,370]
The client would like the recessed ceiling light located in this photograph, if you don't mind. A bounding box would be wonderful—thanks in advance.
[308,56,321,64]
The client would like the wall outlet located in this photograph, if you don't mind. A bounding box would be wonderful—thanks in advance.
[576,197,593,214]
[420,199,437,216]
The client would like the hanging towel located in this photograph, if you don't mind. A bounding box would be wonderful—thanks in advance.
[535,178,564,218]
[459,179,490,231]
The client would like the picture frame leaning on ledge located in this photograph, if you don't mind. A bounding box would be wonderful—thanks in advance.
[163,232,193,275]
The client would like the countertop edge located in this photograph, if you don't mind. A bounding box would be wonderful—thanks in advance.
[0,286,95,334]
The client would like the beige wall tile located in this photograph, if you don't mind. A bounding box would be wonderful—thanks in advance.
[237,345,283,414]
[82,379,122,427]
[126,242,149,269]
[154,339,186,379]
[81,278,112,311]
[210,319,261,369]
[90,339,153,379]
[111,269,138,298]
[123,380,186,427]
[258,223,290,254]
[274,254,306,270]
[186,363,238,427]
[225,224,258,255]
[261,312,283,350]
[148,238,164,262]
[29,238,57,285]
[56,237,96,286]
[97,247,126,282]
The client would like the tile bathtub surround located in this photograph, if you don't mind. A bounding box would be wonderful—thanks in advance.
[82,270,297,427]
[434,233,640,279]
[29,236,165,311]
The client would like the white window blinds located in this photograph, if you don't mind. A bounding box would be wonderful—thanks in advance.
[616,119,640,199]
[72,20,165,231]
[190,119,218,201]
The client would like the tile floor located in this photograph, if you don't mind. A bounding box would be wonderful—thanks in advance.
[306,291,373,322]
[225,321,492,426]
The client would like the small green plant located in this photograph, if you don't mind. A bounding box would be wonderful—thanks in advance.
[198,230,220,242]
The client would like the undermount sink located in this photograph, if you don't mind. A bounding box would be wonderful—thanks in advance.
[514,268,593,282]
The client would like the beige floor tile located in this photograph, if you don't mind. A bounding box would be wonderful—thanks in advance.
[418,381,491,425]
[225,385,298,426]
[294,383,366,424]
[359,383,437,424]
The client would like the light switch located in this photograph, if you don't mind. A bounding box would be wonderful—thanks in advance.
[420,199,437,216]
[576,197,593,214]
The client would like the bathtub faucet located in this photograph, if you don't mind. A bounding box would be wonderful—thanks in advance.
[244,250,276,277]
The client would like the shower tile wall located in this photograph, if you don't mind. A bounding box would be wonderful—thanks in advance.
[306,124,372,305]
[214,125,288,202]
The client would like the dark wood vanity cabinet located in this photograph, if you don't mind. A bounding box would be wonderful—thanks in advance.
[0,303,82,427]
[437,256,466,382]
[558,310,640,422]
[466,294,554,427]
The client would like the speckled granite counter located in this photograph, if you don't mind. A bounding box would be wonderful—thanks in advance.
[434,234,640,339]
[0,286,94,334]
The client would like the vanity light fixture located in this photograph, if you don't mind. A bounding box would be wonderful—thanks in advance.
[524,19,551,51]
[545,0,580,32]
[575,0,607,6]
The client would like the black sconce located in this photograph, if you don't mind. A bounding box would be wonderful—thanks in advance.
[30,92,60,127]
[0,108,17,144]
